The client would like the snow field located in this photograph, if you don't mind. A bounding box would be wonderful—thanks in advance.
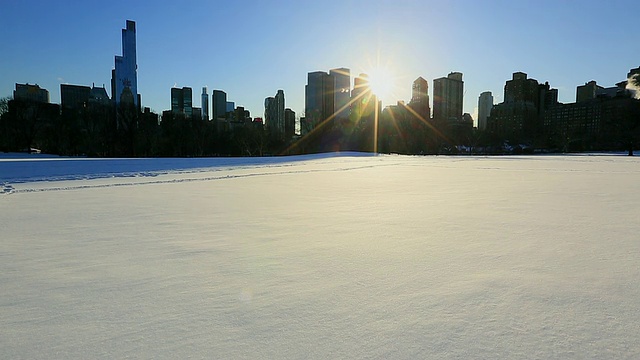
[1,154,639,358]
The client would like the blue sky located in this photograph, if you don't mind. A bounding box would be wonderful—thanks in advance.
[1,0,638,121]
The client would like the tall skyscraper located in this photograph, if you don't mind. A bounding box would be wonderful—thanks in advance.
[111,20,138,107]
[409,77,430,120]
[265,90,286,138]
[351,73,376,122]
[264,96,275,128]
[285,108,296,138]
[274,89,285,136]
[330,68,351,119]
[477,91,493,130]
[201,87,209,120]
[171,87,193,118]
[212,90,227,120]
[305,71,333,128]
[433,72,464,123]
[304,68,351,129]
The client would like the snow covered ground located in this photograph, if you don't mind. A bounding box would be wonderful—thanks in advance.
[1,153,639,359]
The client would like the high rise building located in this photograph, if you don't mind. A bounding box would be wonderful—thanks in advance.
[274,89,285,136]
[504,72,539,104]
[212,90,227,120]
[285,108,296,138]
[60,84,91,110]
[14,83,49,103]
[265,90,286,139]
[330,68,351,119]
[171,87,193,118]
[201,87,209,120]
[88,84,110,105]
[477,91,493,130]
[264,96,275,129]
[432,72,463,123]
[409,77,430,120]
[111,20,138,107]
[351,73,375,121]
[576,81,604,102]
[488,72,557,141]
[304,68,351,128]
[305,71,333,128]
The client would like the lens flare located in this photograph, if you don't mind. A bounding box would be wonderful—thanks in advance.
[368,66,395,101]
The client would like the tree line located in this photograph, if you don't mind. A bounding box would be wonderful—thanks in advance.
[1,95,639,157]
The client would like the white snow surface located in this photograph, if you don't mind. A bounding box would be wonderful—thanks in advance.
[1,152,639,359]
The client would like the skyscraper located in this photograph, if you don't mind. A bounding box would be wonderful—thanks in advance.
[285,108,296,138]
[504,72,538,104]
[265,90,286,139]
[351,73,375,121]
[330,68,351,120]
[274,89,285,136]
[201,87,209,120]
[305,68,352,129]
[477,91,493,130]
[409,77,430,120]
[432,72,464,123]
[171,87,193,118]
[264,96,275,129]
[111,20,138,107]
[305,71,333,128]
[212,90,227,120]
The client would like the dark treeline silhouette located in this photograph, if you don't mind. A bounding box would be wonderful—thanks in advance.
[1,94,639,157]
[0,97,291,157]
[291,98,640,156]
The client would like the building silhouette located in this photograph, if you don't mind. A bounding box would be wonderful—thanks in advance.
[351,73,376,122]
[433,72,463,123]
[111,20,138,107]
[201,87,209,120]
[305,71,334,129]
[89,85,110,105]
[409,76,430,121]
[477,91,493,130]
[171,87,193,118]
[304,68,352,131]
[285,108,296,138]
[212,90,227,120]
[60,84,90,111]
[14,83,49,103]
[577,81,603,102]
[265,90,285,139]
[543,71,640,152]
[330,68,351,120]
[264,96,275,130]
[488,72,558,142]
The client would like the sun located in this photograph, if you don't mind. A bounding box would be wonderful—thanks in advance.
[367,66,395,101]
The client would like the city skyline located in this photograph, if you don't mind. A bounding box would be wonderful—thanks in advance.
[1,1,639,123]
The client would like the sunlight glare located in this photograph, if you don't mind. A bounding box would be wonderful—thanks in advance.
[368,66,395,101]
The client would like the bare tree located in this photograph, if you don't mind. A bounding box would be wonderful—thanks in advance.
[0,96,10,117]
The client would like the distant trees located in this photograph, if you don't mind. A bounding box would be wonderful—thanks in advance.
[0,96,9,117]
[2,91,639,157]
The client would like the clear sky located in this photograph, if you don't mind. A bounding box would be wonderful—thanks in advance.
[1,0,638,122]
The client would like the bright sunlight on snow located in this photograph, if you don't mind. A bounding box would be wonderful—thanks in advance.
[1,153,639,359]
